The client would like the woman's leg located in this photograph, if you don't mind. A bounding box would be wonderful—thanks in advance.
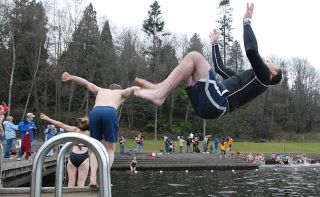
[4,138,13,158]
[77,158,90,187]
[89,153,98,186]
[67,159,77,187]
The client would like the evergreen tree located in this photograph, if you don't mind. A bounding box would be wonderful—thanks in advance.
[142,0,165,37]
[187,33,204,54]
[227,40,244,72]
[216,0,234,66]
[98,20,117,87]
[142,0,167,78]
[59,3,100,121]
[142,0,169,139]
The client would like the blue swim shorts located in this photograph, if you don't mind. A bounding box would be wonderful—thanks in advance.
[89,106,119,143]
[186,69,229,119]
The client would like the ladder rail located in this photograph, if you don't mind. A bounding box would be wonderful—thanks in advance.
[55,142,75,197]
[31,133,111,197]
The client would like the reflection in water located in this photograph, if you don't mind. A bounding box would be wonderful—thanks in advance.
[111,166,320,197]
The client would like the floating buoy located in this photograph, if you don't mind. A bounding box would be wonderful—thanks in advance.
[134,171,138,174]
[255,169,259,171]
[275,169,278,171]
[185,170,189,173]
[210,170,213,172]
[232,169,235,173]
[160,170,163,174]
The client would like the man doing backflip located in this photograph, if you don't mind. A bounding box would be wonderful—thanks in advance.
[134,3,282,119]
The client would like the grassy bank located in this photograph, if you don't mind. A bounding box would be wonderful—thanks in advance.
[115,139,320,153]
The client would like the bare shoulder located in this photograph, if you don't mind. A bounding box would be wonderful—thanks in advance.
[97,88,111,95]
[100,88,122,94]
[82,130,90,137]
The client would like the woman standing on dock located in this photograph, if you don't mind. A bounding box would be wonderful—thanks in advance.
[3,115,19,159]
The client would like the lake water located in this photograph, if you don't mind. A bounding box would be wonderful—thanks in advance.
[111,165,320,197]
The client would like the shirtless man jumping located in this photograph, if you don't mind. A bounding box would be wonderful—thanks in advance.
[61,72,140,187]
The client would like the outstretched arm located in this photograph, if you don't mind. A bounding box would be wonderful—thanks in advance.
[209,29,236,79]
[122,86,141,99]
[40,113,80,133]
[243,3,270,84]
[61,72,101,95]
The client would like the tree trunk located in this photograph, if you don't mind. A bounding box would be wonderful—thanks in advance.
[185,102,191,122]
[33,81,40,113]
[67,82,75,121]
[269,90,276,134]
[8,29,15,115]
[154,106,158,140]
[86,91,89,116]
[55,31,62,120]
[22,39,43,119]
[203,119,207,137]
[118,104,124,122]
[169,90,175,130]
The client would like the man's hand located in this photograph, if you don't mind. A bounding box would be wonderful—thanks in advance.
[243,2,254,20]
[61,72,71,81]
[131,86,141,92]
[40,113,48,120]
[209,29,220,45]
[122,86,141,99]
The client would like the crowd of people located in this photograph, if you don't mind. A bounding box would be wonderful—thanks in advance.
[0,104,38,161]
[149,132,235,156]
[245,152,318,166]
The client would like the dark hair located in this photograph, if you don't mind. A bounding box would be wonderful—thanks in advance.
[109,84,122,90]
[270,68,282,85]
[77,117,89,131]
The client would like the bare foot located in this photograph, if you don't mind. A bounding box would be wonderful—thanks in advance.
[134,89,166,106]
[89,183,98,188]
[134,77,159,89]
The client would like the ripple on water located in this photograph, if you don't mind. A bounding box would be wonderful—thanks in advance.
[268,187,279,191]
[174,192,189,195]
[168,183,187,187]
[218,191,237,194]
[265,178,275,182]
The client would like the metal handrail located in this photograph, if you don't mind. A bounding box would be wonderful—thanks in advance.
[55,142,75,197]
[31,133,111,197]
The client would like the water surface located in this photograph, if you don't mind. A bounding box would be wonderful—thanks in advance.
[111,165,320,197]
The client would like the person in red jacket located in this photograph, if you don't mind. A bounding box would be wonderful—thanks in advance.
[20,133,32,160]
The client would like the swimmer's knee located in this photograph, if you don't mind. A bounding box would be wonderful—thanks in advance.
[186,51,202,59]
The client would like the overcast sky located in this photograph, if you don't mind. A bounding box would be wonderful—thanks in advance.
[89,0,320,70]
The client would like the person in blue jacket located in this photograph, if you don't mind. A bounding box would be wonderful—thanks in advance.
[214,137,220,154]
[18,112,37,160]
[3,115,19,158]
